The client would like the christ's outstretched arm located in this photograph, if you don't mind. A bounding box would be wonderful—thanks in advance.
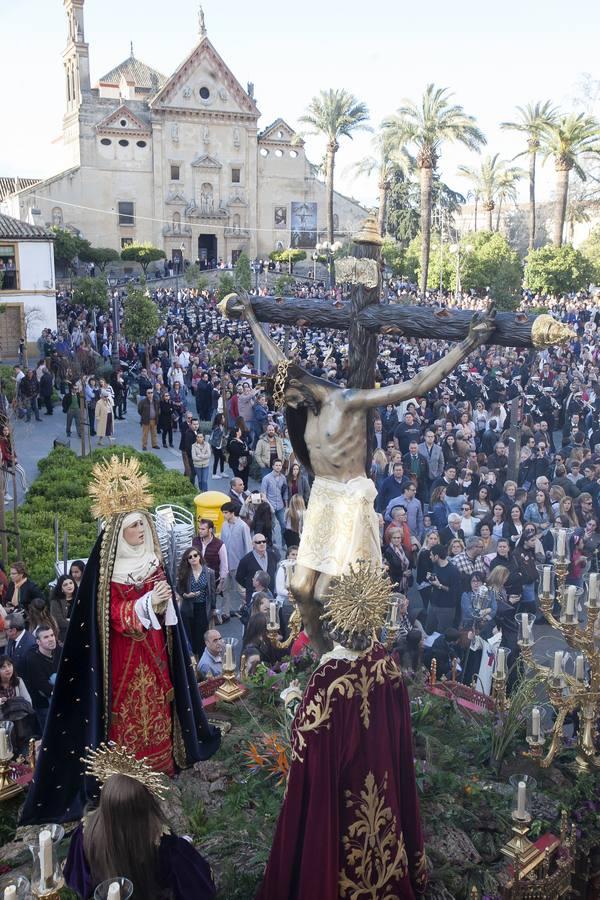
[346,305,497,411]
[219,292,285,366]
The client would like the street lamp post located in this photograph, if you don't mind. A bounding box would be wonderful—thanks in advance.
[315,240,342,290]
[312,251,318,281]
[251,257,260,293]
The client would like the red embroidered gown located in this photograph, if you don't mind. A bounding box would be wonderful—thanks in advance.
[108,575,175,775]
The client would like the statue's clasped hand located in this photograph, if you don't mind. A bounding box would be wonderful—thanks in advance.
[151,581,171,614]
[468,302,497,347]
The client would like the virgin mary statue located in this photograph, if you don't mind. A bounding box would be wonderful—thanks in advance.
[21,456,220,825]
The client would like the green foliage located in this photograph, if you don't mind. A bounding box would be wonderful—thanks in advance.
[216,273,236,301]
[459,231,523,308]
[0,364,17,402]
[121,283,161,346]
[234,253,252,292]
[273,274,295,296]
[524,243,595,295]
[120,242,166,274]
[580,224,600,281]
[269,249,307,267]
[184,264,209,292]
[6,445,196,590]
[78,246,120,270]
[381,238,405,275]
[72,276,109,312]
[50,227,90,270]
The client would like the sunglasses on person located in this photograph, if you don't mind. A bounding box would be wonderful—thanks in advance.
[188,552,200,558]
[253,539,267,544]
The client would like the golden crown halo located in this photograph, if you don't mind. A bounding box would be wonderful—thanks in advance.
[88,455,153,520]
[321,559,393,638]
[82,742,170,801]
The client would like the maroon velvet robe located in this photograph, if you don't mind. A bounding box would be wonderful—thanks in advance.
[256,644,426,900]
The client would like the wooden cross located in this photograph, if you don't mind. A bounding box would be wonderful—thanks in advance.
[221,216,572,391]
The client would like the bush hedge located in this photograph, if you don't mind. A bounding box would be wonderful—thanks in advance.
[8,445,197,591]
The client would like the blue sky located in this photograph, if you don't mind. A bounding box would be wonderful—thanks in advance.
[2,0,599,206]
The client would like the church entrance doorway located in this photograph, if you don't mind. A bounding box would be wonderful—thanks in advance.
[198,234,217,269]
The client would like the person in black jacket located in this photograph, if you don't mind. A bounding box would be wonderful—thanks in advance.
[4,562,44,614]
[5,613,36,678]
[158,389,175,448]
[39,365,54,415]
[25,625,60,732]
[235,536,279,607]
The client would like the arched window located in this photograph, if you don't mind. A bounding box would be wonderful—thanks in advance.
[172,212,181,234]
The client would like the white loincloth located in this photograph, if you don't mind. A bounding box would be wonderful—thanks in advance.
[296,475,381,577]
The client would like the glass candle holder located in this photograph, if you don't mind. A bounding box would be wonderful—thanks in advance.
[515,612,536,646]
[0,721,15,761]
[30,827,64,895]
[526,704,548,745]
[586,572,599,608]
[223,636,239,671]
[550,526,571,562]
[493,646,511,677]
[0,874,30,900]
[94,877,134,900]
[509,773,536,822]
[537,563,555,597]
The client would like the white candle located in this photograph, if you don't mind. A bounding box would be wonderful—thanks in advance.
[497,648,506,675]
[107,882,121,900]
[542,566,552,594]
[576,655,585,682]
[531,707,541,739]
[269,602,277,626]
[557,529,566,558]
[39,829,52,882]
[566,586,576,617]
[521,615,530,642]
[516,780,527,818]
[3,885,17,900]
[553,651,562,678]
[225,642,233,670]
[390,601,398,625]
[589,573,598,603]
[0,729,9,760]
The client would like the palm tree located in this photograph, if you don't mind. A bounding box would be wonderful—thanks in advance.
[501,101,558,250]
[458,155,523,232]
[300,89,370,243]
[352,132,413,236]
[383,84,485,292]
[466,188,481,231]
[541,113,600,246]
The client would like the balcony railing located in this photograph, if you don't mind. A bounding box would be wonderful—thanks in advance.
[0,267,18,290]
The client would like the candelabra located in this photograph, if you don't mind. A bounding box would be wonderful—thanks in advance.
[519,527,600,773]
[0,721,22,802]
[266,595,301,650]
[491,645,511,713]
[215,638,244,703]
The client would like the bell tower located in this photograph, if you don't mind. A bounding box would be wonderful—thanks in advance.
[62,0,90,167]
[63,0,90,113]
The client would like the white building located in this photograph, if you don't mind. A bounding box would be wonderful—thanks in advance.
[0,215,57,358]
[2,2,366,267]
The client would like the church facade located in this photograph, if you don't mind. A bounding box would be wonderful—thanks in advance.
[3,2,366,267]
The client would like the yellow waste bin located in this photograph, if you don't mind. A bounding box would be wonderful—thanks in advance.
[194,491,231,537]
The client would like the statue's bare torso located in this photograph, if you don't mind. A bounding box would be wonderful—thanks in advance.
[296,388,368,480]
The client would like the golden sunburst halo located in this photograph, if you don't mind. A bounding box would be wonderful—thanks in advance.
[321,560,393,638]
[88,455,153,520]
[82,742,169,801]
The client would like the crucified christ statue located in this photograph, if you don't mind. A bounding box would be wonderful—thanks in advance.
[224,292,497,654]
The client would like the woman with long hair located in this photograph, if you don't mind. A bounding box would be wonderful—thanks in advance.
[209,413,226,478]
[490,502,507,540]
[524,489,554,533]
[176,546,216,657]
[0,423,27,492]
[503,503,525,547]
[0,653,36,752]
[442,433,459,467]
[473,484,492,519]
[489,565,521,692]
[429,486,449,530]
[459,500,479,538]
[285,494,306,540]
[50,574,77,642]
[287,461,311,505]
[69,560,85,590]
[27,597,59,639]
[227,424,252,489]
[241,612,284,675]
[252,501,274,548]
[65,773,216,899]
[415,529,439,624]
[513,526,540,615]
[559,495,580,528]
[370,449,388,493]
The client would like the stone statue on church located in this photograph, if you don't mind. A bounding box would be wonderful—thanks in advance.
[171,123,179,143]
[233,127,240,147]
[202,126,210,145]
[198,5,207,37]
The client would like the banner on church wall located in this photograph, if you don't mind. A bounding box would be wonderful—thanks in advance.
[274,206,287,228]
[290,201,317,248]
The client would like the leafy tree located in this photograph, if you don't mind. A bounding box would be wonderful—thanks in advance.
[299,89,370,242]
[578,225,600,281]
[72,276,109,312]
[457,154,524,231]
[209,337,239,418]
[273,274,296,296]
[269,249,307,272]
[234,253,252,292]
[352,132,413,236]
[50,227,90,272]
[216,273,236,301]
[541,113,600,245]
[381,238,407,277]
[78,246,120,271]
[386,172,465,247]
[524,244,594,295]
[121,283,161,365]
[459,231,523,308]
[120,242,166,275]
[501,101,558,251]
[383,84,485,292]
[184,264,209,292]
